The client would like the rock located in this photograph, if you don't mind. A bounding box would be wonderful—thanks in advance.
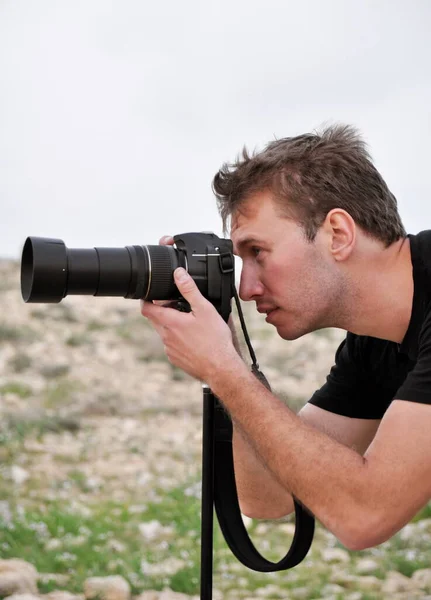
[140,558,186,577]
[278,523,296,536]
[353,575,381,591]
[134,592,199,600]
[8,465,30,485]
[4,594,40,600]
[412,568,431,590]
[330,570,357,587]
[290,587,309,599]
[134,593,159,600]
[44,592,84,600]
[355,558,380,574]
[381,570,415,594]
[0,501,12,524]
[321,583,345,595]
[344,593,363,600]
[158,591,199,600]
[0,559,38,596]
[138,520,175,541]
[321,548,350,563]
[84,576,130,600]
[241,515,253,529]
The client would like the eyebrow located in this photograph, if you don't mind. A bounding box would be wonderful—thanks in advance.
[232,237,264,255]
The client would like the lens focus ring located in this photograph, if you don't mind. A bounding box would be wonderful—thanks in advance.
[146,246,179,300]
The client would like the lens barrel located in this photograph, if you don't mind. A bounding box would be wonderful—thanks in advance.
[21,237,184,303]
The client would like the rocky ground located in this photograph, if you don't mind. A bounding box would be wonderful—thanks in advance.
[1,259,431,600]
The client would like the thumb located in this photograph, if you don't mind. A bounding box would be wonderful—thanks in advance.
[174,268,205,308]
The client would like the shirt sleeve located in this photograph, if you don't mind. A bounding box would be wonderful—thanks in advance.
[308,333,399,419]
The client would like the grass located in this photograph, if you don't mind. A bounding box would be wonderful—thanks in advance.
[8,352,32,373]
[43,379,82,409]
[0,484,203,595]
[0,480,307,596]
[1,477,431,598]
[0,413,81,463]
[66,333,91,347]
[0,323,37,343]
[0,381,33,398]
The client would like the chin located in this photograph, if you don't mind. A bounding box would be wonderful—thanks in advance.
[274,325,304,341]
[274,321,316,341]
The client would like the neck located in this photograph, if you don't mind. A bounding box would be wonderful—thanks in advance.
[336,237,413,343]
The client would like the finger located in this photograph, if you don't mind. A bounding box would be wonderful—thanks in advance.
[159,235,174,246]
[153,300,178,308]
[140,300,173,321]
[173,268,207,311]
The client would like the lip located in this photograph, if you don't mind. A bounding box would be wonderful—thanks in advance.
[257,305,277,314]
[265,308,279,323]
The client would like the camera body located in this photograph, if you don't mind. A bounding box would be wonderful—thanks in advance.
[21,232,235,321]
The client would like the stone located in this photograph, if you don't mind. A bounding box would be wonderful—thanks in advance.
[355,558,380,574]
[44,592,85,600]
[381,570,415,594]
[8,466,30,485]
[0,559,38,597]
[84,576,130,600]
[321,583,345,595]
[134,592,199,600]
[138,520,175,541]
[158,591,199,600]
[412,568,431,591]
[353,575,382,591]
[134,593,159,600]
[0,501,12,524]
[321,547,350,563]
[4,595,40,600]
[344,593,363,600]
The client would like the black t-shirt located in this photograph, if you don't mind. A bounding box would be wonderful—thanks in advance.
[308,230,431,419]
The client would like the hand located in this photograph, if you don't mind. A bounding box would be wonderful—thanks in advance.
[141,267,242,384]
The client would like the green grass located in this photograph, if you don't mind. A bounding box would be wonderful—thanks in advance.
[2,461,431,599]
[0,484,203,595]
[0,480,316,597]
[0,413,80,463]
[0,478,367,598]
[0,381,33,398]
[43,379,82,409]
[66,333,91,347]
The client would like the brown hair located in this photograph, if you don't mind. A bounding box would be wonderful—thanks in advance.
[212,124,406,246]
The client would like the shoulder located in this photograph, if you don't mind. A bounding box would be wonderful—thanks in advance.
[409,230,431,276]
[342,332,398,373]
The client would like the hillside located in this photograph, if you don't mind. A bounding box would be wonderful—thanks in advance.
[1,259,430,600]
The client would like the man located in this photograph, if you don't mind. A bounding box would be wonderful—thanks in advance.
[141,124,431,551]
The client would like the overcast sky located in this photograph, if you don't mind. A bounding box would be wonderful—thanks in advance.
[1,0,430,260]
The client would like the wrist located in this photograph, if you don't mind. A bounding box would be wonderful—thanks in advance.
[206,351,251,395]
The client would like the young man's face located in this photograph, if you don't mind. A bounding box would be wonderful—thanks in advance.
[230,191,341,340]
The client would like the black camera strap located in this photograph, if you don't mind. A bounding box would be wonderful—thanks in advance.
[211,287,315,571]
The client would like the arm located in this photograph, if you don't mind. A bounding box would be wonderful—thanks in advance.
[228,315,381,519]
[232,403,380,519]
[212,363,431,550]
[142,270,431,550]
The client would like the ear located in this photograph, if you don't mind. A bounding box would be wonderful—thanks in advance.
[321,209,356,261]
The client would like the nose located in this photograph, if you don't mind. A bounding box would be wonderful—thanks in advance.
[238,269,264,302]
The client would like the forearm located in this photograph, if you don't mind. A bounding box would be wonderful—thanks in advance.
[209,360,380,549]
[233,424,295,518]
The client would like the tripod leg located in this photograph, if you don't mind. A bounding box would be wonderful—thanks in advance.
[200,385,215,600]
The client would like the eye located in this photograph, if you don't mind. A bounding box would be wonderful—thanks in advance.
[251,246,262,257]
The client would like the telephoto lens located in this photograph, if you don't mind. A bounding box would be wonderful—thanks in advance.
[21,237,187,303]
